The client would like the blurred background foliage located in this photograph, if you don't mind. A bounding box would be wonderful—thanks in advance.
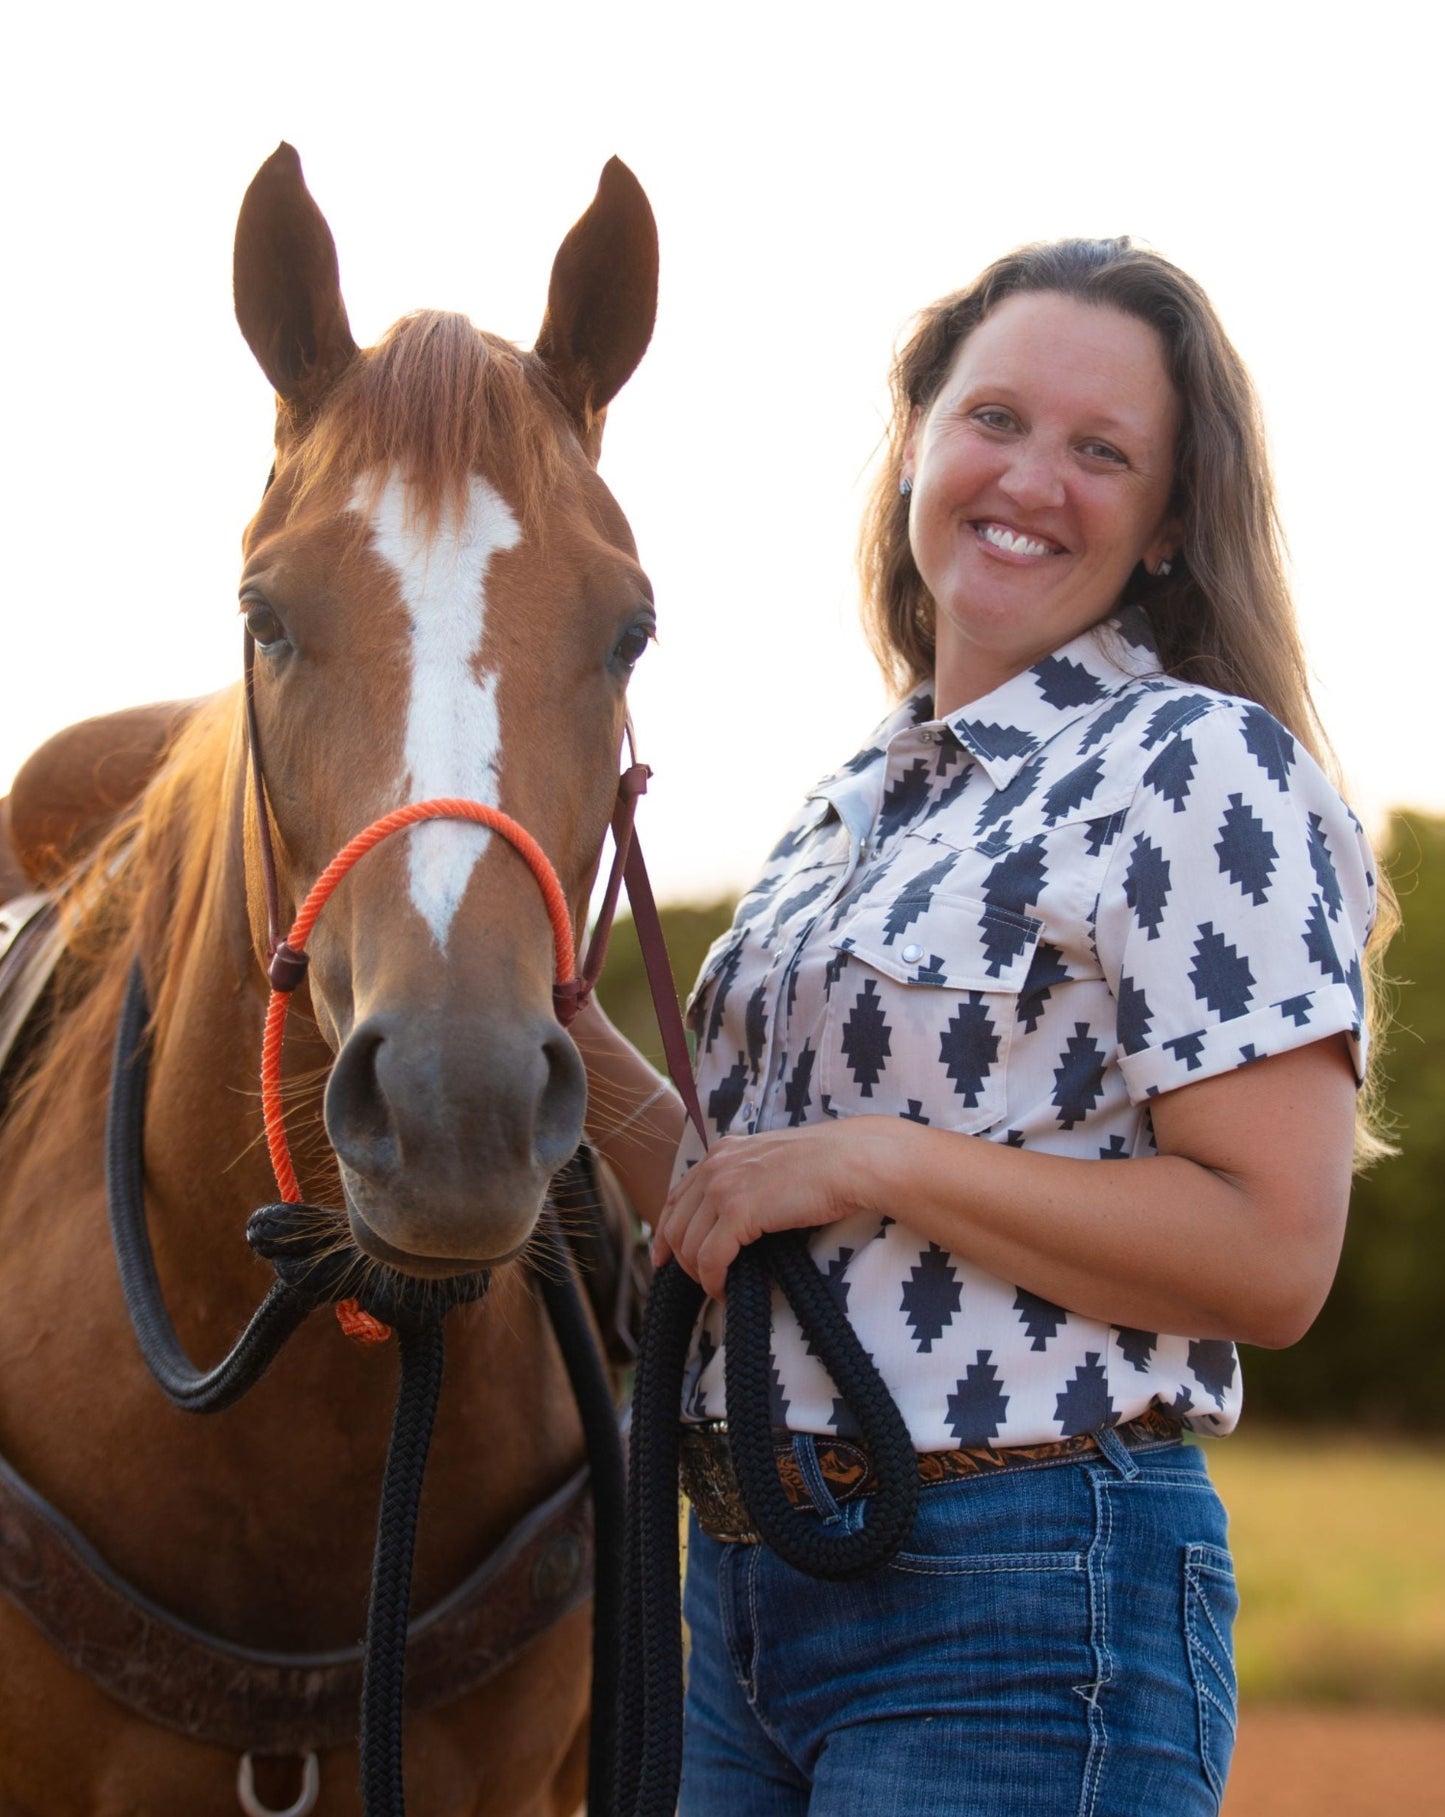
[1242,810,1445,1432]
[602,810,1445,1435]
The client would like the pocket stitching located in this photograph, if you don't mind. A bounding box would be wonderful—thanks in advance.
[1184,1546,1238,1801]
[889,1548,1084,1578]
[828,891,1042,992]
[1189,1575,1235,1666]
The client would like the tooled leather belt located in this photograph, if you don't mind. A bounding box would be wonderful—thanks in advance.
[680,1406,1184,1546]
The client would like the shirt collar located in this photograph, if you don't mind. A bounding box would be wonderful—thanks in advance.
[811,605,1162,807]
[939,603,1162,788]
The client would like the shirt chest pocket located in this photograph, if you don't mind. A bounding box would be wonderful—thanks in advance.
[819,892,1040,1134]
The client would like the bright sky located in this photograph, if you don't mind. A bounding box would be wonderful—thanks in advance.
[3,1,1440,902]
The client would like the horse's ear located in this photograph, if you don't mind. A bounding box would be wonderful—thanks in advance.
[234,143,358,418]
[535,158,658,458]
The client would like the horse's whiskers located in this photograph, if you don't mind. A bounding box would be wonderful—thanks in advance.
[519,1227,572,1285]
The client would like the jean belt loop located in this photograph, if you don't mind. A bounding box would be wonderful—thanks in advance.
[1094,1424,1141,1480]
[792,1434,845,1524]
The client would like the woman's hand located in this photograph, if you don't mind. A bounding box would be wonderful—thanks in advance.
[651,1119,888,1299]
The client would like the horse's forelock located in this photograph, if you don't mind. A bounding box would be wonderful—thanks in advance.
[283,313,571,538]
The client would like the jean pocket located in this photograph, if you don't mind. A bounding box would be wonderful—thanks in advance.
[886,1475,1089,1576]
[1184,1541,1238,1801]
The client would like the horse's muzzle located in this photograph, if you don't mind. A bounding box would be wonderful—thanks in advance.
[324,1007,586,1269]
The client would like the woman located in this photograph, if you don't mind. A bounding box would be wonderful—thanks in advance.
[576,238,1387,1815]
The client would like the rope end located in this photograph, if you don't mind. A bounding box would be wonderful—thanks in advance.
[336,1299,392,1345]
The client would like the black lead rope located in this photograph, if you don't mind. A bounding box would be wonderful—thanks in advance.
[105,960,625,1817]
[616,1260,705,1817]
[616,1233,920,1817]
[105,961,320,1410]
[724,1233,919,1575]
[359,1313,447,1817]
[531,1211,627,1813]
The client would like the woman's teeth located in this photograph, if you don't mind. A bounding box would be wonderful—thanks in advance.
[976,522,1057,557]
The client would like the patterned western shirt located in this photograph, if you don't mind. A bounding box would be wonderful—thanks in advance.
[676,606,1375,1447]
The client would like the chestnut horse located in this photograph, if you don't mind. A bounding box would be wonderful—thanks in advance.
[0,145,657,1815]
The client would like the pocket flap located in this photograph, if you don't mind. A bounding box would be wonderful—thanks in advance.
[831,892,1040,992]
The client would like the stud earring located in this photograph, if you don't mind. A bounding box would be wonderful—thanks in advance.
[899,476,913,497]
[1156,558,1173,577]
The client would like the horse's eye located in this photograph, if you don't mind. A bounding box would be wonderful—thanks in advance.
[612,621,653,672]
[243,600,288,651]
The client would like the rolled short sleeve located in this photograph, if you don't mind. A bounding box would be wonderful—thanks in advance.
[1096,698,1376,1102]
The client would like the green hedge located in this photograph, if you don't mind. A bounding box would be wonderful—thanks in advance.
[1242,811,1445,1431]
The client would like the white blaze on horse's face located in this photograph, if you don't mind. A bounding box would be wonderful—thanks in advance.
[356,469,521,949]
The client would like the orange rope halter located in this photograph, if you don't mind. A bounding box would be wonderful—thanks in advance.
[259,799,577,1343]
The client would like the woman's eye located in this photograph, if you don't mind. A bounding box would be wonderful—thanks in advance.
[972,408,1015,432]
[1081,441,1127,465]
[612,622,654,672]
[243,600,288,649]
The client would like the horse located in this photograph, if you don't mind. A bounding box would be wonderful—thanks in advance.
[0,142,659,1816]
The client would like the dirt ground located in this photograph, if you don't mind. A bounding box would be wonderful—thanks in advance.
[1224,1707,1445,1816]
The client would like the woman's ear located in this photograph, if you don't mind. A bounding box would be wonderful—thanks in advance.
[1144,515,1185,576]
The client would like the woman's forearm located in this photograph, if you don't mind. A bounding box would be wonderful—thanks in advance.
[570,998,685,1225]
[874,1136,1287,1345]
[856,1039,1356,1348]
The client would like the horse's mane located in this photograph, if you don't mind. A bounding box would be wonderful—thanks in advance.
[3,695,244,1148]
[286,312,570,535]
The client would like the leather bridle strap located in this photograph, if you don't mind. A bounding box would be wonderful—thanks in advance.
[554,725,649,1026]
[243,631,284,960]
[620,827,707,1144]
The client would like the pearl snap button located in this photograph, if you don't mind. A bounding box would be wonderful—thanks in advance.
[902,942,923,963]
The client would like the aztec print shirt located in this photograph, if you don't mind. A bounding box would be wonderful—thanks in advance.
[676,605,1376,1448]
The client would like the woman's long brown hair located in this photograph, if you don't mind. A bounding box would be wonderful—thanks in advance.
[857,239,1397,1163]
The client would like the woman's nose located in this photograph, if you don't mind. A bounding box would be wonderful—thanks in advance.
[998,441,1066,511]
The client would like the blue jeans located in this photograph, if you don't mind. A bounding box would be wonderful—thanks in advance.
[679,1435,1237,1816]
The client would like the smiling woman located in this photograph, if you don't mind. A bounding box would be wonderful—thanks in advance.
[584,235,1396,1817]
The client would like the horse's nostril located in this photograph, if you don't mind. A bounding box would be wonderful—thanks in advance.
[326,1012,585,1209]
[535,1029,587,1173]
[325,1020,399,1180]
